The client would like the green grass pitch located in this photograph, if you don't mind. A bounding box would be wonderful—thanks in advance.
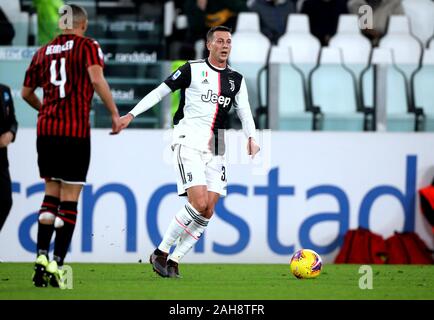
[0,263,433,300]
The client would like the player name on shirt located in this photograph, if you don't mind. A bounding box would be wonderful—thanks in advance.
[45,40,74,55]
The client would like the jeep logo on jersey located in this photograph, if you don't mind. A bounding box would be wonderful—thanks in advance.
[201,90,231,108]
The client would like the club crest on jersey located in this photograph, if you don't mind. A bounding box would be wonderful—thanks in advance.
[229,79,235,91]
[201,90,232,108]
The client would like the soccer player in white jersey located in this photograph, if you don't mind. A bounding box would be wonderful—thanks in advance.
[119,26,260,278]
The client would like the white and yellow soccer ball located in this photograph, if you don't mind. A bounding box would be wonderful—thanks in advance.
[289,249,323,279]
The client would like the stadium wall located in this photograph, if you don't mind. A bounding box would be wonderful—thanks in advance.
[1,129,433,263]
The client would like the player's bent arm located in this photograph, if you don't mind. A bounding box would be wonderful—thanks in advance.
[239,107,260,158]
[88,65,122,134]
[21,86,41,111]
[234,78,257,140]
[234,78,260,158]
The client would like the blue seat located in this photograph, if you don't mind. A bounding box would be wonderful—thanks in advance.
[376,16,423,131]
[272,14,321,130]
[365,48,416,132]
[414,48,434,131]
[268,46,313,130]
[403,0,434,47]
[230,12,271,127]
[311,48,364,131]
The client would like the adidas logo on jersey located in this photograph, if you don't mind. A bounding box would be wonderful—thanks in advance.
[202,79,209,84]
[201,90,232,108]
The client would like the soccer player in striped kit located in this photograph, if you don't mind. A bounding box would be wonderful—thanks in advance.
[22,4,121,288]
[119,26,260,278]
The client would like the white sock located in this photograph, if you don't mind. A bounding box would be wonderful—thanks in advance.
[168,212,210,263]
[157,202,200,253]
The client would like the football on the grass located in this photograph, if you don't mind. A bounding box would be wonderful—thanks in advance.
[289,249,322,279]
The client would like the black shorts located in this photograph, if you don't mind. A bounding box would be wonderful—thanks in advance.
[37,136,91,184]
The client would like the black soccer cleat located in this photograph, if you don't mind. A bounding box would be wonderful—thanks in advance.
[32,255,49,287]
[167,259,181,279]
[149,251,168,278]
[45,261,66,289]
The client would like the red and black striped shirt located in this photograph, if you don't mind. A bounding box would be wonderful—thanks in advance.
[23,34,104,138]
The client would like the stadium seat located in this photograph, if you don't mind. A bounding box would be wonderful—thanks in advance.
[329,14,373,121]
[268,46,313,130]
[429,36,434,49]
[329,15,372,72]
[311,47,365,131]
[94,59,166,129]
[275,14,321,128]
[413,48,434,131]
[376,16,423,131]
[0,57,40,127]
[277,14,320,67]
[231,12,270,63]
[368,48,416,131]
[0,0,30,45]
[402,0,434,47]
[379,15,422,70]
[230,12,271,127]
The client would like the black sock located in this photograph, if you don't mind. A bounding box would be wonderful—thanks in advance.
[53,201,77,266]
[37,224,54,258]
[167,259,177,266]
[53,255,64,267]
[37,195,59,257]
[155,248,168,257]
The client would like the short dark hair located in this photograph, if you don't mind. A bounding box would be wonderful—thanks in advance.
[206,26,232,42]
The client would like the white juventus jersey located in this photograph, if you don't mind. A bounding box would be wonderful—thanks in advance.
[164,58,254,155]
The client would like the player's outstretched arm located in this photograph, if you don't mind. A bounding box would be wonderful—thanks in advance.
[235,78,260,159]
[119,83,172,130]
[88,65,121,134]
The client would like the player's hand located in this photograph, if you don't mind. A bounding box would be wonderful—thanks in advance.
[110,113,122,135]
[0,131,13,148]
[247,137,260,159]
[119,113,134,130]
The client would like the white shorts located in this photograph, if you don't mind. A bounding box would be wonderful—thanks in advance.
[173,144,227,197]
